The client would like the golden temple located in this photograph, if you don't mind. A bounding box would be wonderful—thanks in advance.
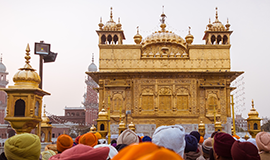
[86,7,243,135]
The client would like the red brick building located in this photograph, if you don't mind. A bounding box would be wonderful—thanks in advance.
[0,57,13,139]
[83,54,98,126]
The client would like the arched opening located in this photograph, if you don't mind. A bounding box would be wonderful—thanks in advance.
[113,35,118,44]
[101,35,106,44]
[217,35,222,44]
[100,124,105,131]
[223,35,228,44]
[107,35,112,44]
[71,112,75,116]
[211,35,216,44]
[14,99,25,117]
[52,133,55,138]
[67,112,70,116]
[254,123,258,130]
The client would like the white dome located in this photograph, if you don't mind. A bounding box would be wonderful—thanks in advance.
[88,63,97,72]
[0,62,6,72]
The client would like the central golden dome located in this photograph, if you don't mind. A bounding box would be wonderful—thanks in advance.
[13,44,41,88]
[141,12,186,48]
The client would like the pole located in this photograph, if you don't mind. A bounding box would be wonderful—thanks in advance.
[214,105,216,124]
[39,55,43,89]
[231,95,236,135]
[107,95,111,144]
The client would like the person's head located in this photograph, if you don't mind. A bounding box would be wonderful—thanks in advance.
[190,131,200,143]
[202,138,213,159]
[94,144,118,160]
[142,136,152,142]
[184,134,198,153]
[110,139,117,145]
[79,132,98,147]
[4,133,41,160]
[211,131,219,138]
[199,136,204,144]
[112,142,184,160]
[231,141,260,160]
[57,134,73,153]
[41,150,56,160]
[213,132,235,160]
[117,129,139,145]
[49,144,110,160]
[256,131,270,152]
[152,125,186,158]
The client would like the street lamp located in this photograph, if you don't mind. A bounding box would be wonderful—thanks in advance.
[34,41,57,89]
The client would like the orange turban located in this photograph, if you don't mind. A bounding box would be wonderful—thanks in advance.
[79,132,98,147]
[56,134,73,153]
[199,136,204,144]
[232,134,240,139]
[112,142,183,160]
[95,132,102,140]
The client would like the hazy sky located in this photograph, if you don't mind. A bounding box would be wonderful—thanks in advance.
[0,0,269,119]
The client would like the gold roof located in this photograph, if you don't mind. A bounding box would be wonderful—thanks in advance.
[100,7,122,31]
[98,108,108,116]
[206,7,230,31]
[248,100,260,118]
[13,44,41,88]
[41,105,52,127]
[141,11,185,47]
[119,120,126,128]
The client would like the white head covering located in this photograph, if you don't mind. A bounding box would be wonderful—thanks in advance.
[238,138,247,142]
[98,138,108,144]
[247,138,257,147]
[93,144,118,160]
[152,125,186,158]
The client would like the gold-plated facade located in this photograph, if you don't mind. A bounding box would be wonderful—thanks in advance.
[87,8,243,134]
[247,100,261,138]
[1,44,50,134]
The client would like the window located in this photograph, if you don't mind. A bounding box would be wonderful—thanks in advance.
[14,99,25,117]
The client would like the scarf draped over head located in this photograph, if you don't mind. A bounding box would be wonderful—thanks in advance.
[231,141,260,160]
[4,133,41,160]
[152,125,186,158]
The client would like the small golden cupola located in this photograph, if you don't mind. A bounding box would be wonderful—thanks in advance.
[41,104,53,142]
[203,7,232,45]
[96,108,109,138]
[185,27,194,45]
[2,44,50,134]
[134,26,142,44]
[247,100,261,138]
[96,7,125,45]
[13,45,41,88]
[198,121,205,137]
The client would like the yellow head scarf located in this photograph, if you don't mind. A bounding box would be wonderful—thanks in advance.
[4,133,41,160]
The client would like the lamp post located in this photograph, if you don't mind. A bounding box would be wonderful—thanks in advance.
[34,41,57,89]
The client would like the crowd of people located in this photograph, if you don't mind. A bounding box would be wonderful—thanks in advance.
[0,125,270,160]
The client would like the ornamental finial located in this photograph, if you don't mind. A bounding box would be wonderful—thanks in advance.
[215,7,219,20]
[92,53,94,63]
[43,104,46,116]
[110,7,113,21]
[252,99,254,108]
[25,43,31,64]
